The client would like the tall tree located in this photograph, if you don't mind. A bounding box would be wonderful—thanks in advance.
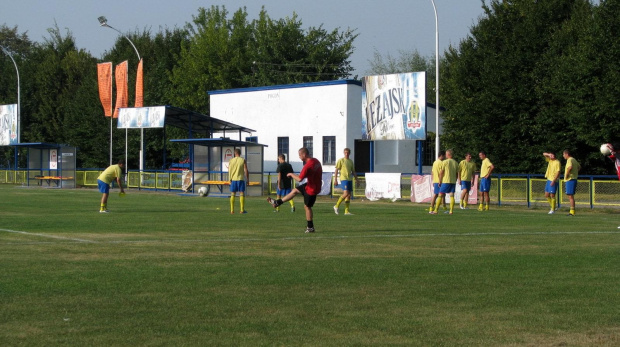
[441,0,593,173]
[170,6,357,112]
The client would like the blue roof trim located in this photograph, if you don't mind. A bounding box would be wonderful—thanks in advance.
[208,79,362,95]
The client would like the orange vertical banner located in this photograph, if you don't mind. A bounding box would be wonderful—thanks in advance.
[135,58,144,107]
[113,60,128,118]
[97,62,113,117]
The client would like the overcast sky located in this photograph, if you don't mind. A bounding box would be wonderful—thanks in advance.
[2,0,487,76]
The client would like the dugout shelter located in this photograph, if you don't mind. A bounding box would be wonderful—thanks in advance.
[13,143,76,188]
[170,138,266,197]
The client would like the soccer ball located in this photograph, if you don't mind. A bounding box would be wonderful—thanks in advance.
[198,186,207,197]
[600,143,613,156]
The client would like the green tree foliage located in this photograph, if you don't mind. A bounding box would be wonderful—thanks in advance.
[367,48,436,101]
[169,6,357,112]
[440,0,620,174]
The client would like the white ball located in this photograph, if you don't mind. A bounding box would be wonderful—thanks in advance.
[198,186,207,197]
[600,143,613,156]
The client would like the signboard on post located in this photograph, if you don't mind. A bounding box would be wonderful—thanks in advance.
[362,72,426,140]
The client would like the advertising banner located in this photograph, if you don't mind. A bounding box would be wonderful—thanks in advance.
[97,62,113,117]
[135,58,143,107]
[0,104,18,145]
[117,106,166,129]
[365,173,401,201]
[113,61,128,118]
[362,72,426,140]
[410,174,479,204]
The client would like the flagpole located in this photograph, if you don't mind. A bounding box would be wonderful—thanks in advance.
[98,16,141,172]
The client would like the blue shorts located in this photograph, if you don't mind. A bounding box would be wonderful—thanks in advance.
[433,183,440,195]
[230,180,246,193]
[565,179,577,195]
[545,180,558,194]
[460,181,472,191]
[439,183,456,194]
[97,179,110,194]
[480,177,491,192]
[340,180,353,191]
[277,187,292,196]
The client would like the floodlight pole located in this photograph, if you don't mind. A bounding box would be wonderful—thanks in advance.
[0,45,21,169]
[0,45,20,143]
[98,16,142,173]
[430,0,440,158]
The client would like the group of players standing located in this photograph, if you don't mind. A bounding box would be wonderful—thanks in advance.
[428,149,583,216]
[428,150,495,215]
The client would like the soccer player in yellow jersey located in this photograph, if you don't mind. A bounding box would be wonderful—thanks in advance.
[429,151,445,213]
[562,149,580,216]
[333,148,359,215]
[478,151,495,211]
[97,160,125,213]
[543,152,561,214]
[457,153,476,209]
[431,149,458,215]
[228,148,249,214]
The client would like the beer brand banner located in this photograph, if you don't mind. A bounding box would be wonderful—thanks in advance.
[365,173,401,201]
[410,174,479,204]
[0,104,18,145]
[117,106,166,129]
[113,61,128,118]
[362,72,426,140]
[135,58,144,107]
[97,62,113,117]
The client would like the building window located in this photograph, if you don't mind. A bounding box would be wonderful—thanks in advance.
[322,136,336,165]
[277,137,289,161]
[303,136,313,157]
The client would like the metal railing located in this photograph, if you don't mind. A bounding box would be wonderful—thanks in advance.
[1,170,618,208]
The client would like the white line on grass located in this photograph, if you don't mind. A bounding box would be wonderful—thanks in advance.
[1,230,619,246]
[0,228,97,243]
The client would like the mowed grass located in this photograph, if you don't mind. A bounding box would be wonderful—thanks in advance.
[0,185,619,346]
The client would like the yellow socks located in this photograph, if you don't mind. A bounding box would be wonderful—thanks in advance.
[230,195,235,213]
[240,195,245,212]
[449,196,455,213]
[336,196,344,208]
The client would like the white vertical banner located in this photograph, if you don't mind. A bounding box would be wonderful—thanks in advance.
[365,173,401,201]
[0,104,18,145]
[50,149,58,170]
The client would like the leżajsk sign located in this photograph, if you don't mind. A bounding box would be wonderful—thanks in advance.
[362,72,426,140]
[117,106,166,129]
[0,104,18,145]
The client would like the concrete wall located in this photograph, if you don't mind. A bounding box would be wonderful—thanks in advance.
[210,80,362,173]
[209,80,440,174]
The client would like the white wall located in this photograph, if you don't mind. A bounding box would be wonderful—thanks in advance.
[210,81,362,172]
[208,81,441,174]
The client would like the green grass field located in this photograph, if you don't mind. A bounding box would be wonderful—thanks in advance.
[1,185,619,346]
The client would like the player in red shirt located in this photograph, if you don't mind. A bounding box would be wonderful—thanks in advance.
[268,147,323,233]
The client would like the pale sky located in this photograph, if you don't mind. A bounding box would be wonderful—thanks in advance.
[2,0,487,76]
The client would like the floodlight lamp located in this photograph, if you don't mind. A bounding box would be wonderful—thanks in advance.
[98,16,108,27]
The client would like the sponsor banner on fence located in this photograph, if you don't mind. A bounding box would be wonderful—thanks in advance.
[362,72,426,140]
[0,104,18,145]
[117,106,166,129]
[319,173,332,196]
[365,173,401,201]
[410,174,479,204]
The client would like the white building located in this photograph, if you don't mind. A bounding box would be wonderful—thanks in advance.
[209,80,441,174]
